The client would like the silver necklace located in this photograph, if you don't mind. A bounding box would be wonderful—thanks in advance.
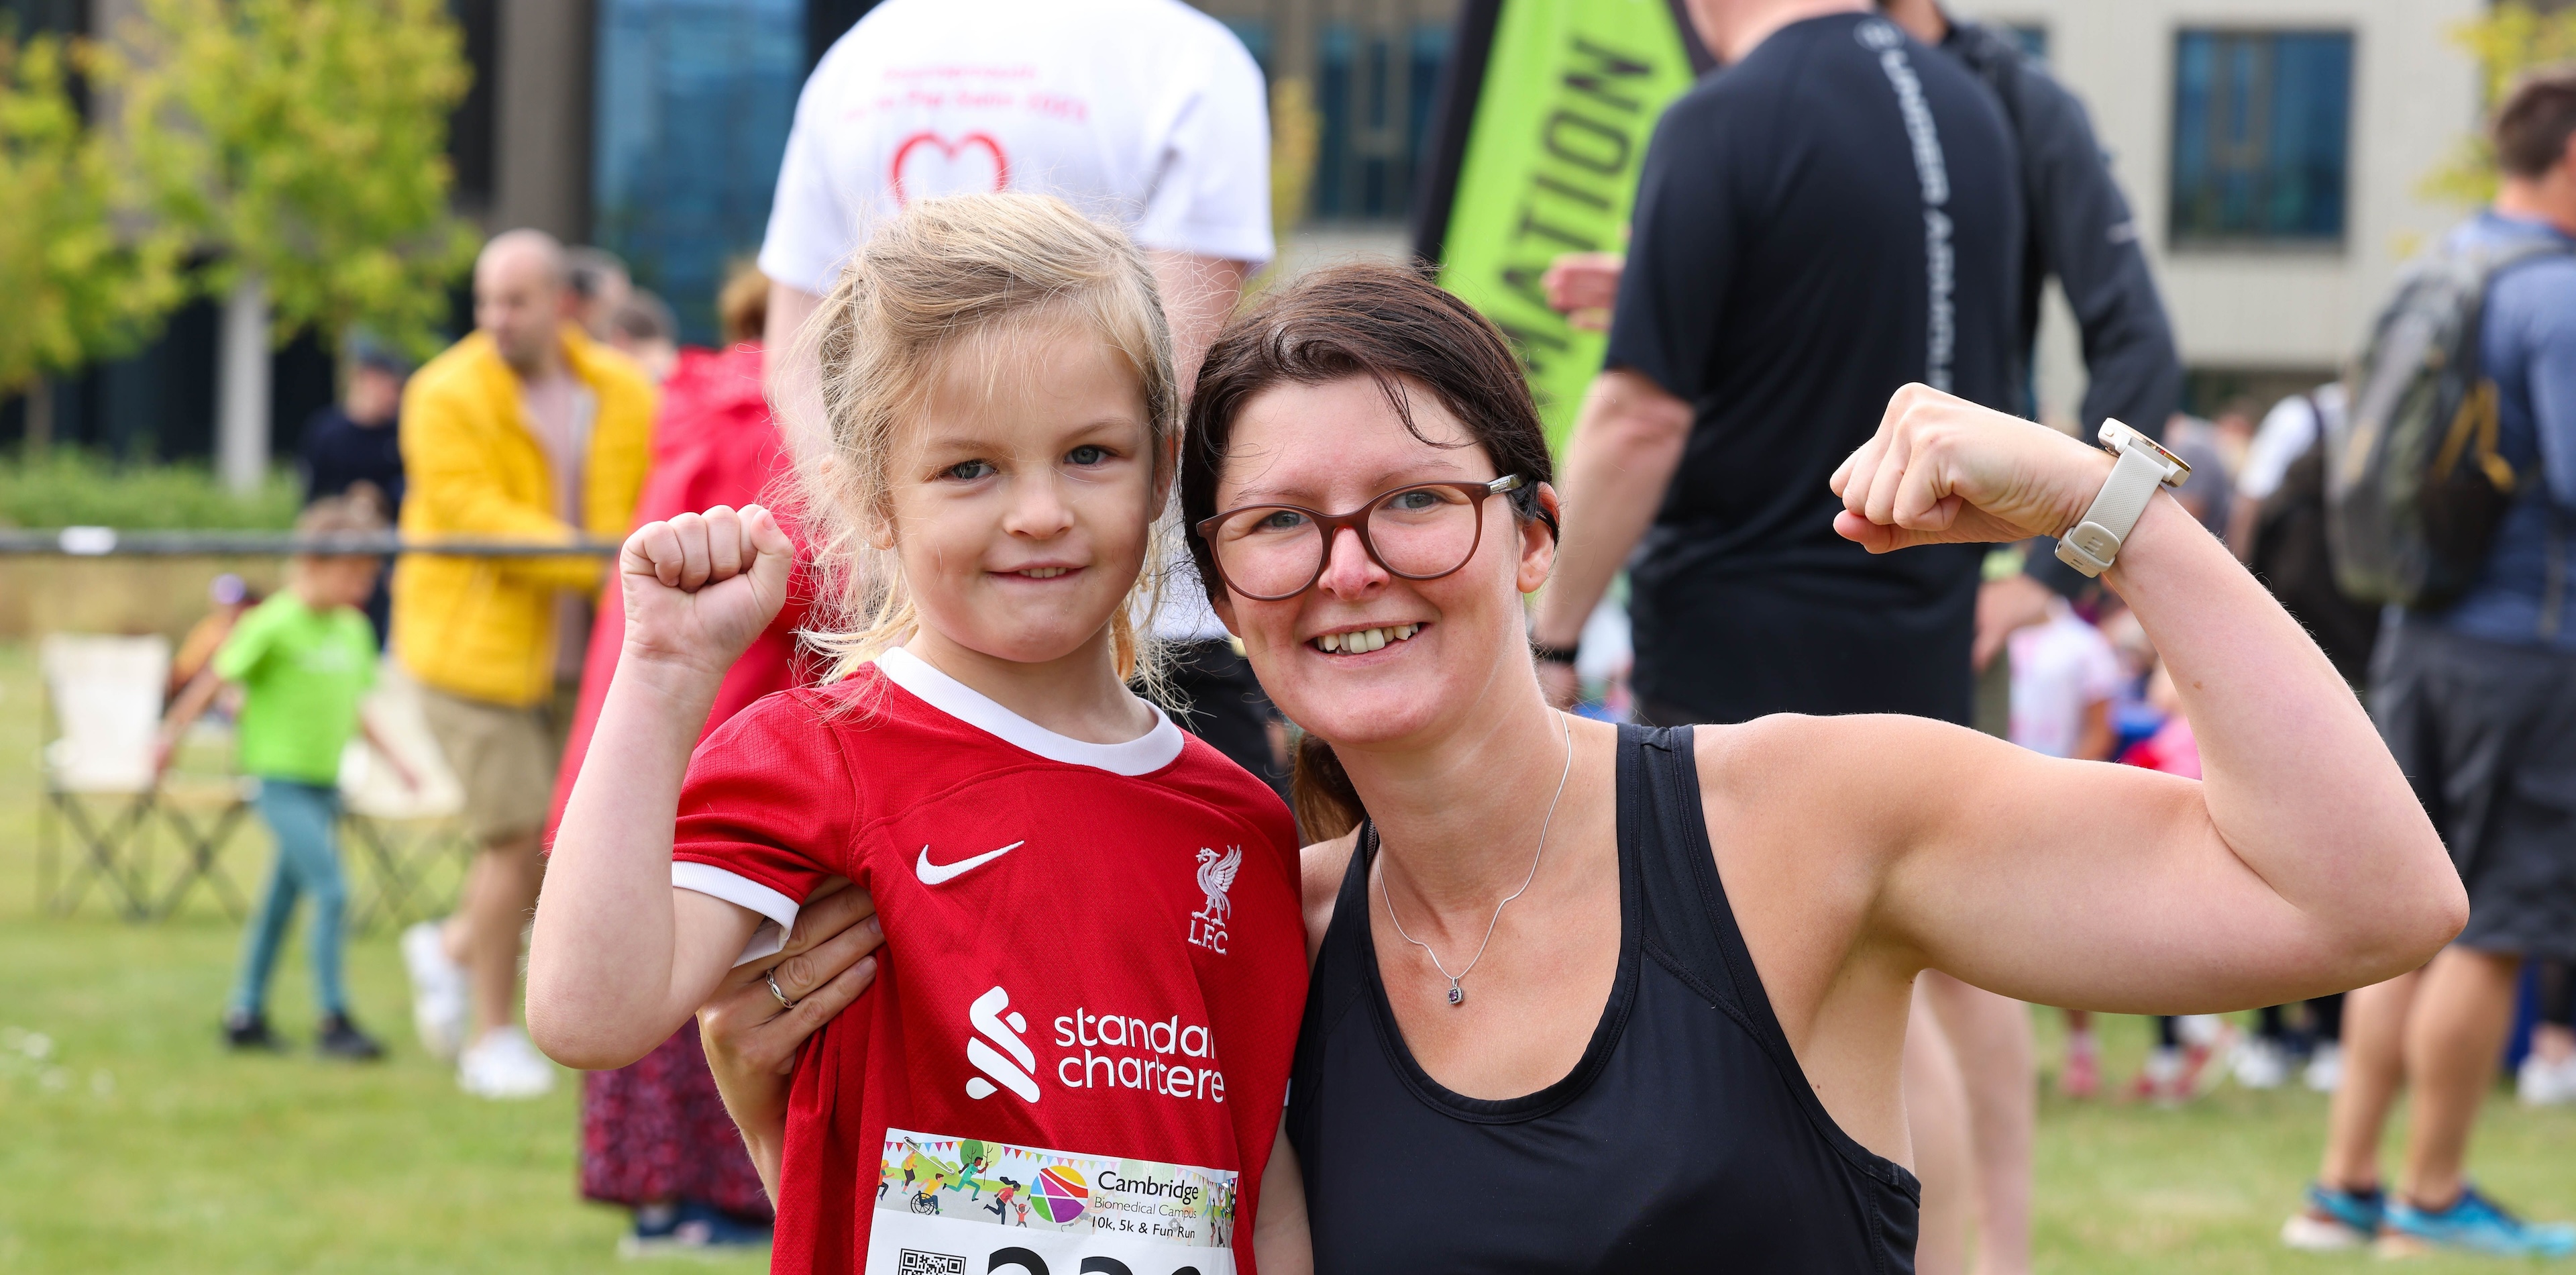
[1377,711,1574,1007]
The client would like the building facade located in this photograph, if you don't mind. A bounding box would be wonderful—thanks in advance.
[1962,0,2490,421]
[1,0,1466,459]
[3,0,2516,457]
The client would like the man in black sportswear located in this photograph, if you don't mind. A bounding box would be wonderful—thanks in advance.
[1539,0,2184,674]
[1884,0,2184,655]
[1533,0,2021,727]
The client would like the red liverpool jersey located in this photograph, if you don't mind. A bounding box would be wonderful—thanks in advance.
[671,647,1306,1275]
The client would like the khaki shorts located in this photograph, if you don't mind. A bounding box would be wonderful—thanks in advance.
[419,684,576,843]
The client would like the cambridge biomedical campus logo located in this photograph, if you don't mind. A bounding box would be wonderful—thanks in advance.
[1189,846,1240,954]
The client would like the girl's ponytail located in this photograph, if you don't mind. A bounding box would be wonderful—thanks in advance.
[1291,730,1365,844]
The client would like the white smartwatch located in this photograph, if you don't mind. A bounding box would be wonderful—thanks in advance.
[2053,419,2190,577]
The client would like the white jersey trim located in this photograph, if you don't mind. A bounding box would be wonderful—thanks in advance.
[672,861,799,967]
[875,646,1187,776]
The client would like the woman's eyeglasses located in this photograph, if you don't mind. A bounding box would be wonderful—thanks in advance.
[1193,475,1526,601]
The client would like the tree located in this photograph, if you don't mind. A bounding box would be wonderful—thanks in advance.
[0,30,185,448]
[110,0,478,359]
[103,0,477,488]
[2423,3,2576,206]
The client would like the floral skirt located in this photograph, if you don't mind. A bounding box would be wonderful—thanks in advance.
[579,1024,773,1219]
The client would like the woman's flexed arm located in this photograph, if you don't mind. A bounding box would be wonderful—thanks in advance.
[527,505,795,1069]
[1823,387,2463,1011]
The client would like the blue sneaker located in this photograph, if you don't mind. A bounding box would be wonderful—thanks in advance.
[2281,1182,2383,1250]
[2379,1185,2576,1258]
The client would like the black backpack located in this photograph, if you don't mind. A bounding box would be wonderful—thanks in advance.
[2247,396,2381,687]
[2324,236,2568,608]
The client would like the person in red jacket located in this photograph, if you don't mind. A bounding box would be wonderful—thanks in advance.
[548,268,812,1257]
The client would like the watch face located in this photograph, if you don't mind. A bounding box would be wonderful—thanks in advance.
[2098,419,2191,483]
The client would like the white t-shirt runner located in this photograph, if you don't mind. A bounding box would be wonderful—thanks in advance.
[757,0,1275,642]
[757,0,1275,297]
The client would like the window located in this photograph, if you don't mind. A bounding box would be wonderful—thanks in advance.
[1221,17,1273,79]
[0,0,87,37]
[2169,29,2353,245]
[591,0,802,344]
[1312,21,1453,221]
[447,0,498,211]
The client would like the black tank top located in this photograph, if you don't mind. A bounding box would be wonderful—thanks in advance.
[1285,725,1921,1272]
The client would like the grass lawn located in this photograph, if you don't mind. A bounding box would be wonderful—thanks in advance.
[2,640,2573,1272]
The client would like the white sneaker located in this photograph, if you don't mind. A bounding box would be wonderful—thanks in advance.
[2304,1041,2344,1094]
[2232,1037,2291,1090]
[458,1027,556,1099]
[402,921,468,1062]
[2518,1053,2576,1107]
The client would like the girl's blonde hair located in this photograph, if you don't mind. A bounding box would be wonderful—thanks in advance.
[790,193,1180,689]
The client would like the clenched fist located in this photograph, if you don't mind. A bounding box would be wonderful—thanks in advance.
[1830,384,2118,555]
[619,504,795,682]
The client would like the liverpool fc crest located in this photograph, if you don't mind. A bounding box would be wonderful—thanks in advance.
[1189,846,1240,953]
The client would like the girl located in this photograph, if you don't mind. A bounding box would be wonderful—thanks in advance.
[526,195,1309,1274]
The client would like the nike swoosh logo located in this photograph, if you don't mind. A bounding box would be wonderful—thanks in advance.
[916,841,1025,886]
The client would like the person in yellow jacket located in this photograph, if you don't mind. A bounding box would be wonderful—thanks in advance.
[394,229,654,1099]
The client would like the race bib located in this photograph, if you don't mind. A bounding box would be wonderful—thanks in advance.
[867,1129,1238,1275]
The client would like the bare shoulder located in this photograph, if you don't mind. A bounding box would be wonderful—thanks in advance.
[1299,830,1360,968]
[1688,713,2018,854]
[1693,711,2006,786]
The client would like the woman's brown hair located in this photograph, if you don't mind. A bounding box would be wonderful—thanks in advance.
[1181,262,1558,842]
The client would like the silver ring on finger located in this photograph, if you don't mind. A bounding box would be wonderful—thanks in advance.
[764,968,796,1011]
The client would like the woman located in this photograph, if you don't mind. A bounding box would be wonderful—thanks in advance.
[699,264,2461,1267]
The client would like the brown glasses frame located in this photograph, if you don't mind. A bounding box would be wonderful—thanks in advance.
[1192,474,1527,601]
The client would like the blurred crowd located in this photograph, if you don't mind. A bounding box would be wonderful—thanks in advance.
[118,0,2576,1266]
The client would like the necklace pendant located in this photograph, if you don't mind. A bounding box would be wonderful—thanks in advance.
[1446,982,1465,1006]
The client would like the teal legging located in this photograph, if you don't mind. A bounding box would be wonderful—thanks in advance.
[229,780,350,1017]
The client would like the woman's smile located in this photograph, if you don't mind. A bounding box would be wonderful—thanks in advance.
[1308,621,1427,655]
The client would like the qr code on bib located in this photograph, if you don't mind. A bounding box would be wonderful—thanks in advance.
[896,1250,966,1275]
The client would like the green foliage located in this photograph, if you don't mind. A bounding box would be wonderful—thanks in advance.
[0,450,300,530]
[2422,4,2576,207]
[109,0,479,360]
[0,31,186,398]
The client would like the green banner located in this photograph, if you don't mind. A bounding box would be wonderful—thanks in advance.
[1417,0,1707,450]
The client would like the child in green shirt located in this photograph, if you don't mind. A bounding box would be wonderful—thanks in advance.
[160,495,415,1058]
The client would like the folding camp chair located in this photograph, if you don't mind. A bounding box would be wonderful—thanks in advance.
[38,635,172,919]
[38,633,259,921]
[340,662,475,933]
[151,774,256,921]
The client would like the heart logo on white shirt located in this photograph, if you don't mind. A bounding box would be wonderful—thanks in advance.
[890,131,1010,206]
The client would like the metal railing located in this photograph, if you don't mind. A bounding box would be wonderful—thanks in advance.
[0,528,623,557]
